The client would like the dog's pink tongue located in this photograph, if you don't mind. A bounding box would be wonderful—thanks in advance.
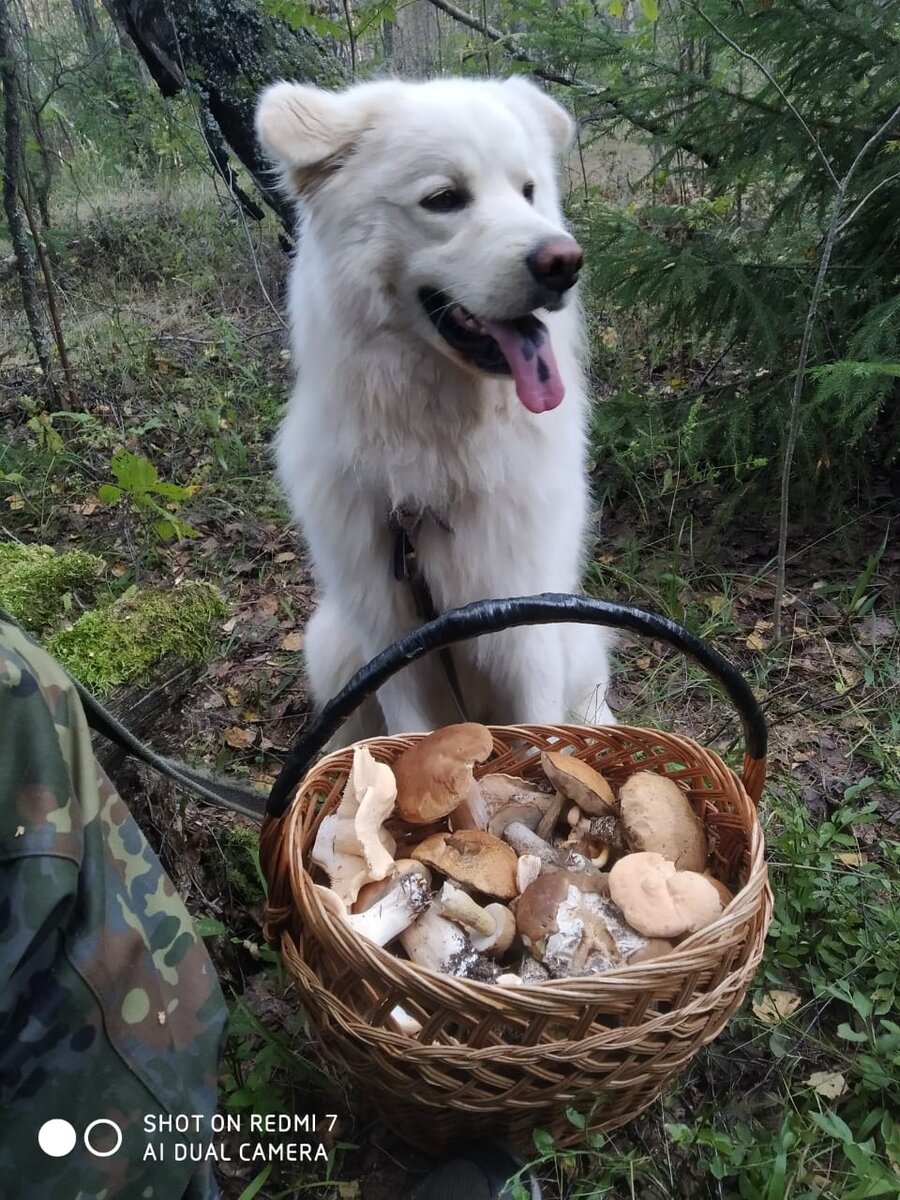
[481,318,564,413]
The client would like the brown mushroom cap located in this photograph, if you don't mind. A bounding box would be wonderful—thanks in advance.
[410,829,518,899]
[541,752,617,814]
[704,872,734,908]
[619,771,708,871]
[394,724,494,824]
[608,851,723,938]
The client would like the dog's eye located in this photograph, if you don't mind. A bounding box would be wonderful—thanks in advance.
[523,182,535,204]
[420,188,469,213]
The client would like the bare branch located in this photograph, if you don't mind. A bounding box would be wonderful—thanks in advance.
[772,100,900,639]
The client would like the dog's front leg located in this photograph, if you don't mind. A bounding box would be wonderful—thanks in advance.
[478,625,568,727]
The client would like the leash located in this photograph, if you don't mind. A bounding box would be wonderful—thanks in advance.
[1,608,270,822]
[389,505,470,723]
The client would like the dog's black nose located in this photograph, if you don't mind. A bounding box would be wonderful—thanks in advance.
[526,236,584,295]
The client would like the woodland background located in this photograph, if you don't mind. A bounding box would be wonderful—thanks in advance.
[1,1,899,1198]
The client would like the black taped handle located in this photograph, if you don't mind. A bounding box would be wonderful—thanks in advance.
[267,593,767,818]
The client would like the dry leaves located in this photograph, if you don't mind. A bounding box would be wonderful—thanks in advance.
[280,631,304,651]
[752,989,802,1023]
[805,1071,848,1099]
[223,725,256,750]
[746,618,773,652]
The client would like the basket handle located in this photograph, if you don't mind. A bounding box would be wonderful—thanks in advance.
[267,593,767,817]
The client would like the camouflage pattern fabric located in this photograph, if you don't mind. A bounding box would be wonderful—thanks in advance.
[0,619,227,1199]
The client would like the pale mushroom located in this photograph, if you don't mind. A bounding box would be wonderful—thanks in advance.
[628,938,675,964]
[541,751,617,815]
[399,906,497,981]
[435,882,516,955]
[487,789,563,840]
[353,859,432,913]
[393,723,493,824]
[390,1006,423,1035]
[514,870,645,976]
[704,872,734,908]
[450,772,550,832]
[516,873,632,976]
[619,770,708,872]
[516,853,543,894]
[410,829,518,899]
[608,851,723,938]
[310,745,398,905]
[344,872,431,945]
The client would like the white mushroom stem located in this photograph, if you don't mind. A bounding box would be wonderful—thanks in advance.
[344,873,430,946]
[436,882,516,955]
[399,907,473,973]
[502,821,565,867]
[436,881,494,936]
[390,1006,423,1035]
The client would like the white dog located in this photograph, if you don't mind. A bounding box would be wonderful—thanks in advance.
[256,75,613,740]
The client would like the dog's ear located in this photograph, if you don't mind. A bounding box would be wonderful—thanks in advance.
[256,81,365,196]
[502,77,576,155]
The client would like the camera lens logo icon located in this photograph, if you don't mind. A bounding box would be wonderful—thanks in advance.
[38,1118,123,1158]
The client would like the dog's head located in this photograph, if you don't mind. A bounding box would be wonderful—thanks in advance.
[256,76,581,413]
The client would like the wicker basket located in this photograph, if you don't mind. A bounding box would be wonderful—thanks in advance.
[261,595,772,1152]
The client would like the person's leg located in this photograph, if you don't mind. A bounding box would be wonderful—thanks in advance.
[0,619,227,1198]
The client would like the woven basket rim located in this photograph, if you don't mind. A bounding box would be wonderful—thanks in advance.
[267,720,767,1001]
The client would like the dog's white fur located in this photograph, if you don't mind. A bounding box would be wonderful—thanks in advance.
[256,76,613,739]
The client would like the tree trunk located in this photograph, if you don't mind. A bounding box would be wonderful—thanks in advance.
[0,1,58,407]
[109,0,346,233]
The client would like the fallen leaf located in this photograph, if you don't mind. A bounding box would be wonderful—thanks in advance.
[221,616,238,633]
[633,655,652,670]
[224,726,256,750]
[256,595,278,618]
[835,851,867,867]
[752,989,802,1023]
[701,593,729,616]
[274,551,297,563]
[746,618,773,652]
[806,1071,847,1099]
[280,631,304,651]
[225,686,242,707]
[6,493,24,510]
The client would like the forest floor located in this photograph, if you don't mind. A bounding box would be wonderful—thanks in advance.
[1,176,898,1199]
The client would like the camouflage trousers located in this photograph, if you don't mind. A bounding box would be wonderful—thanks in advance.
[0,620,227,1199]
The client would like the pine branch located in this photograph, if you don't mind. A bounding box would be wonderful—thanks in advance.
[689,2,839,187]
[424,0,720,168]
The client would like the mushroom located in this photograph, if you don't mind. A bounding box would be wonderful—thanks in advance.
[501,822,604,877]
[448,772,547,832]
[393,723,493,824]
[399,906,497,980]
[628,938,675,964]
[410,829,518,899]
[435,882,516,955]
[344,872,431,945]
[541,751,617,815]
[486,788,563,841]
[389,1006,423,1036]
[310,746,398,905]
[608,851,724,938]
[619,770,708,872]
[514,870,643,976]
[704,872,734,908]
[353,859,432,913]
[516,854,543,894]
